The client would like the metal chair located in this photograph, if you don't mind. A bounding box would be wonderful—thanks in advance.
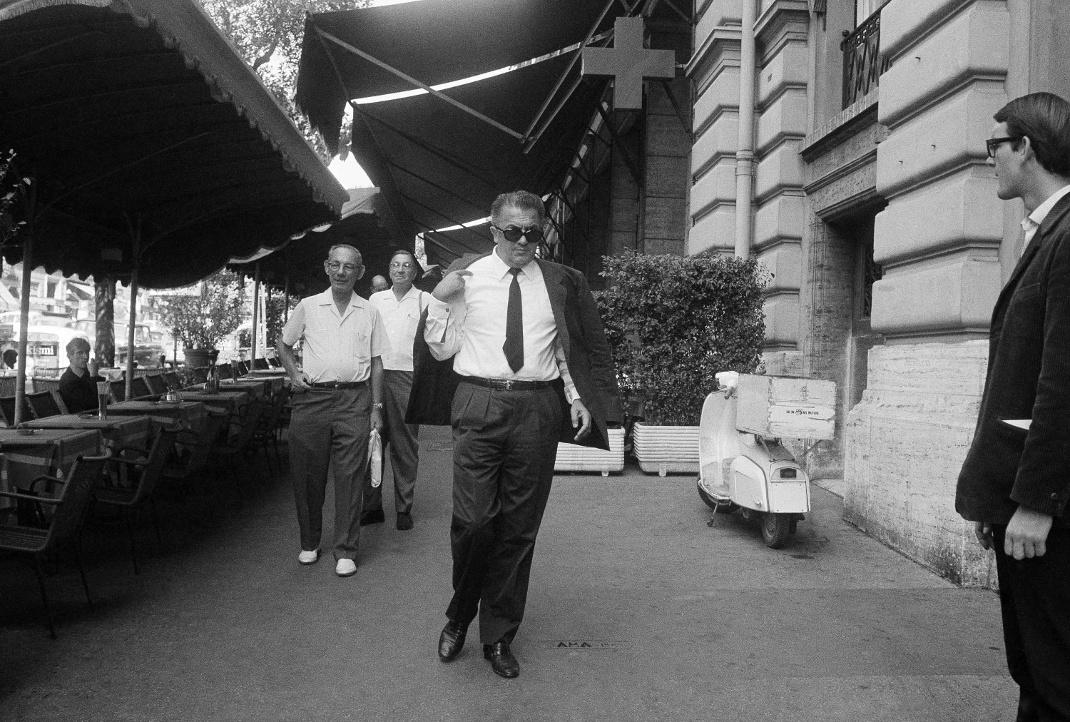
[143,374,167,396]
[108,379,126,403]
[252,357,269,370]
[210,399,267,487]
[129,376,153,399]
[93,426,179,574]
[26,390,65,418]
[0,454,111,637]
[163,371,180,390]
[0,394,30,426]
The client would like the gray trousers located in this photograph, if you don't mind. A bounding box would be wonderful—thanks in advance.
[363,369,419,514]
[289,386,370,558]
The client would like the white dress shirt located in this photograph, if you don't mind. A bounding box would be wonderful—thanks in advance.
[425,252,579,400]
[370,286,426,371]
[281,288,387,383]
[1020,184,1070,255]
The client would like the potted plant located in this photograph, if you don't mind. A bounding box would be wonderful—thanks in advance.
[596,250,767,475]
[154,269,246,368]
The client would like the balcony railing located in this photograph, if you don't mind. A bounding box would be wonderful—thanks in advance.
[841,7,891,108]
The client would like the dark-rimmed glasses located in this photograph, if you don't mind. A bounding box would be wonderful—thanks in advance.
[491,225,544,244]
[986,136,1021,158]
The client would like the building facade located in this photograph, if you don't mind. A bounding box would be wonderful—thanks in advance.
[687,0,1070,585]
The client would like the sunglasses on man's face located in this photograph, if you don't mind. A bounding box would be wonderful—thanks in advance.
[491,225,544,244]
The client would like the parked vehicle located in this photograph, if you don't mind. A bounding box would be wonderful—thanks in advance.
[63,319,165,368]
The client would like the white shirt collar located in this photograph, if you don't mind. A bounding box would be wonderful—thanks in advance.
[1023,184,1070,232]
[487,250,535,279]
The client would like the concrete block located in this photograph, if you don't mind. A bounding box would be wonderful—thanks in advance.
[755,142,805,202]
[643,196,688,240]
[694,67,741,133]
[881,0,995,60]
[688,207,736,254]
[876,85,1007,199]
[756,42,809,106]
[691,159,737,213]
[756,88,809,155]
[696,0,741,41]
[844,339,996,586]
[763,294,800,345]
[755,194,806,247]
[870,257,1002,335]
[647,114,691,156]
[757,242,802,292]
[879,2,1009,127]
[874,170,1002,266]
[692,116,740,177]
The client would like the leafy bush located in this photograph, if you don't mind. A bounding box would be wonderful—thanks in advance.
[596,250,768,425]
[155,270,246,349]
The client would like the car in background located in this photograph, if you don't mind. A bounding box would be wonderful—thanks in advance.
[64,319,166,369]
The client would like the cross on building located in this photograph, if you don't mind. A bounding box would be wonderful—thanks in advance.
[581,16,676,111]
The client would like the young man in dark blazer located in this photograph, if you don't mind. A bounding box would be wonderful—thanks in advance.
[415,190,621,678]
[957,92,1070,721]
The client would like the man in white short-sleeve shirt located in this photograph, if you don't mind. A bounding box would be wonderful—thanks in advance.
[278,243,386,577]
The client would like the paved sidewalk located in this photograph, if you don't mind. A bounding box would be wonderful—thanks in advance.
[0,426,1015,720]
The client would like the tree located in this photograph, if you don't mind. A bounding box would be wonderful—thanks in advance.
[198,0,370,157]
[155,270,248,350]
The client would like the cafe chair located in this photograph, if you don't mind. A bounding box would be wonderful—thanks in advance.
[108,379,126,403]
[252,357,269,370]
[143,374,167,396]
[215,363,233,382]
[26,390,66,419]
[129,376,153,400]
[93,425,179,574]
[32,377,61,395]
[162,371,180,390]
[210,399,266,487]
[162,411,228,491]
[0,395,31,426]
[251,390,289,474]
[0,454,111,638]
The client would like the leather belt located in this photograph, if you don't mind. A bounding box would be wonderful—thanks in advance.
[460,376,554,391]
[309,380,366,390]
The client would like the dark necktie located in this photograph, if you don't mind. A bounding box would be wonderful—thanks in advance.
[504,268,524,372]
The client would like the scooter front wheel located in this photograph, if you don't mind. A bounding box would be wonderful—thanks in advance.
[761,512,793,549]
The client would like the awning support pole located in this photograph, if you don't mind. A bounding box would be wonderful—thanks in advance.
[124,216,141,401]
[13,175,35,426]
[251,263,261,364]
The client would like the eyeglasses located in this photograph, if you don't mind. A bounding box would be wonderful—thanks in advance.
[491,225,544,244]
[325,260,358,273]
[986,136,1021,158]
[389,261,415,270]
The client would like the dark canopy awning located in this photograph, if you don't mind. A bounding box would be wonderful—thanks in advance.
[295,0,627,266]
[228,187,398,298]
[0,0,348,288]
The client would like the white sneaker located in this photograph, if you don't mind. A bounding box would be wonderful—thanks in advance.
[335,558,357,577]
[298,549,318,565]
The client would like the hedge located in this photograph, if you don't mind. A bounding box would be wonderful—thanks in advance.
[596,250,768,426]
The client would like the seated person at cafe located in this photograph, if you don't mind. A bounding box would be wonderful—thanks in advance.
[58,337,102,413]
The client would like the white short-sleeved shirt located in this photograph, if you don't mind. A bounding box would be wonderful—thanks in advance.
[369,286,426,371]
[281,289,387,383]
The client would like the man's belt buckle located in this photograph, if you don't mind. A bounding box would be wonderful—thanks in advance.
[501,379,515,391]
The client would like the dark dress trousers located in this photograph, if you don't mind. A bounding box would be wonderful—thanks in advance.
[956,194,1070,719]
[409,254,622,644]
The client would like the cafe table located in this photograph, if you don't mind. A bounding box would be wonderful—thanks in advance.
[0,427,104,505]
[173,388,249,417]
[106,399,208,435]
[244,369,288,379]
[23,413,152,453]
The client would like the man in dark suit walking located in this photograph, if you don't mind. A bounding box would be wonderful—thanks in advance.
[422,190,621,678]
[957,92,1070,721]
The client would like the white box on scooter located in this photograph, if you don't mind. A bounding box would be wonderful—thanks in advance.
[734,374,836,440]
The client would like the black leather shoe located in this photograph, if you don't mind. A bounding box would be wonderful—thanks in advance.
[482,641,519,678]
[359,509,385,526]
[438,621,467,662]
[396,512,413,530]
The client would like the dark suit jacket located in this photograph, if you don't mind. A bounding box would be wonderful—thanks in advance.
[956,193,1070,527]
[406,254,622,450]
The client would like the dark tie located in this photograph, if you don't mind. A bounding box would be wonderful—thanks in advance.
[504,268,524,372]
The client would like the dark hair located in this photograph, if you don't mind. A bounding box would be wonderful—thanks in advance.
[490,190,546,226]
[994,92,1070,177]
[65,337,91,356]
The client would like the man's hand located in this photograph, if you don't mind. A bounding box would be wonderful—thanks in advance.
[371,406,383,433]
[289,374,311,393]
[570,399,591,441]
[432,269,472,302]
[1004,505,1054,559]
[974,521,993,550]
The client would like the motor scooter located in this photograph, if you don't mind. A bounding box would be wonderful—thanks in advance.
[696,371,829,548]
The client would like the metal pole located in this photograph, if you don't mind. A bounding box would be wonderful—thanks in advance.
[734,0,758,259]
[13,233,33,426]
[251,263,261,365]
[125,267,138,401]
